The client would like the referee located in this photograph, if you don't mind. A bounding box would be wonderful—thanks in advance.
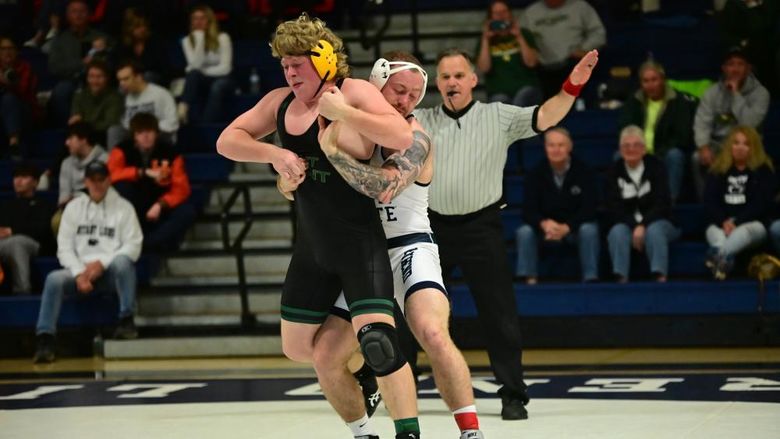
[414,47,599,420]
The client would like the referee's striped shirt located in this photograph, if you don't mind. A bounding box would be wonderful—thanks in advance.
[414,101,541,216]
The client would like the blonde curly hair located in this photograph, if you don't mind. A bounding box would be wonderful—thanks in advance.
[271,14,350,79]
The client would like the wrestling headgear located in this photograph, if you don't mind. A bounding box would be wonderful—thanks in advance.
[369,58,428,105]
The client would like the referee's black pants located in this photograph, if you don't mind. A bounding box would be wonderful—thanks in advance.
[429,203,529,403]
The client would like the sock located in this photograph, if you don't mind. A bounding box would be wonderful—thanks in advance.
[394,417,420,437]
[347,413,376,437]
[453,405,479,431]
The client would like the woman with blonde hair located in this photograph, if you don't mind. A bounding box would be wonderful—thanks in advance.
[703,125,775,279]
[178,5,233,123]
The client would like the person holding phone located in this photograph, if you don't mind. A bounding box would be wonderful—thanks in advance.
[476,0,542,107]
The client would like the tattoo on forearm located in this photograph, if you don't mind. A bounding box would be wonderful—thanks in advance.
[325,130,431,201]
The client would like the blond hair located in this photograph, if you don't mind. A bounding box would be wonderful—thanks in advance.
[121,8,150,47]
[271,14,350,79]
[710,125,774,174]
[189,5,221,52]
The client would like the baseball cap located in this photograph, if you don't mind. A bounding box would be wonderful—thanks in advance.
[84,160,109,179]
[723,46,750,63]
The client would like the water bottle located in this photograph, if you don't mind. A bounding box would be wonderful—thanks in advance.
[575,98,586,111]
[249,68,261,95]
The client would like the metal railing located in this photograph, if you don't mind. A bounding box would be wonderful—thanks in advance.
[219,184,256,328]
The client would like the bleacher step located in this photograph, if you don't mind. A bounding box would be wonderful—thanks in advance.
[139,290,281,316]
[103,335,283,359]
[178,238,291,251]
[189,220,292,241]
[135,314,280,327]
[161,254,291,277]
[150,274,286,288]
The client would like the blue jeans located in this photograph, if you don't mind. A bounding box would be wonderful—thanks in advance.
[0,92,30,139]
[35,255,137,335]
[489,85,543,107]
[771,220,780,255]
[706,222,767,258]
[181,70,234,123]
[48,79,77,128]
[663,148,684,202]
[515,221,600,281]
[607,219,680,279]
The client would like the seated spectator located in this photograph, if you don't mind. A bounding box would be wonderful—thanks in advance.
[108,113,195,252]
[704,125,774,280]
[520,0,606,99]
[69,59,123,145]
[177,4,234,124]
[51,121,109,234]
[618,60,697,203]
[718,0,780,95]
[23,0,65,52]
[47,0,111,128]
[692,47,770,198]
[476,0,542,107]
[108,60,178,148]
[515,127,600,283]
[0,36,39,158]
[0,162,54,294]
[33,160,142,363]
[606,125,680,283]
[113,8,170,85]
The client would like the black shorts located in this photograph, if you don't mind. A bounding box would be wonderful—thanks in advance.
[280,225,395,324]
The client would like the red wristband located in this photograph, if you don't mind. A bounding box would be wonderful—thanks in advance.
[562,77,584,97]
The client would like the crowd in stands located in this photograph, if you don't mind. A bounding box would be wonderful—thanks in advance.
[0,0,777,361]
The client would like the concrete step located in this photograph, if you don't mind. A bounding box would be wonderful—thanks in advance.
[208,184,288,206]
[138,290,281,316]
[134,314,280,327]
[188,219,293,241]
[150,273,286,288]
[178,238,291,251]
[160,253,291,277]
[103,335,283,359]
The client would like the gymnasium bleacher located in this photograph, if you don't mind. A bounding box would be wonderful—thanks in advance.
[1,0,778,359]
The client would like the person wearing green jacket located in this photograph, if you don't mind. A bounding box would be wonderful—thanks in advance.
[619,60,697,202]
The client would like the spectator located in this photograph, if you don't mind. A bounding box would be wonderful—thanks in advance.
[23,0,65,52]
[704,125,774,280]
[0,162,54,294]
[618,60,697,202]
[108,112,195,252]
[516,127,600,283]
[113,8,170,85]
[476,0,542,107]
[718,0,780,95]
[33,160,142,363]
[47,0,111,127]
[108,60,178,148]
[177,4,234,124]
[606,125,679,283]
[58,121,108,206]
[0,36,38,158]
[692,47,770,198]
[520,0,606,99]
[69,59,123,145]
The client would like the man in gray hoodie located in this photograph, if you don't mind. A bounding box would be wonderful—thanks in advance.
[692,47,770,197]
[34,161,143,364]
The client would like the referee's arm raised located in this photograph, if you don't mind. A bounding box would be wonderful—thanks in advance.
[536,50,599,131]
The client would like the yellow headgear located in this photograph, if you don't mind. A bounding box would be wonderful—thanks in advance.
[307,39,338,81]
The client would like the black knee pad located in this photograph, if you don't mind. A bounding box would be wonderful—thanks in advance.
[357,322,407,377]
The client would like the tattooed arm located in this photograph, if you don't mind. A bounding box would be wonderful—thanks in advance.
[320,120,431,204]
